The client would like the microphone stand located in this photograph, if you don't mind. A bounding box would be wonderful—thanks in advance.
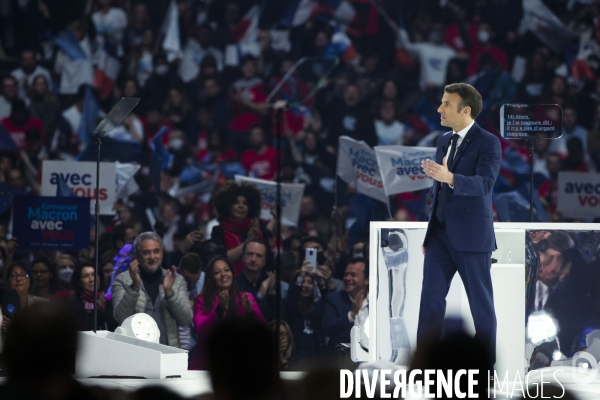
[93,131,105,333]
[525,136,540,223]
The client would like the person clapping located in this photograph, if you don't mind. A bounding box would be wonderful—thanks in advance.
[190,256,265,370]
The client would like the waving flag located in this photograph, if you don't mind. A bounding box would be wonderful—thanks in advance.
[374,146,436,195]
[77,86,100,148]
[54,31,87,60]
[278,0,317,27]
[231,5,260,45]
[337,136,387,203]
[161,0,182,61]
[326,29,359,64]
[93,37,121,98]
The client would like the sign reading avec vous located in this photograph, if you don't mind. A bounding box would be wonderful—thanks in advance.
[12,196,90,250]
[41,160,116,215]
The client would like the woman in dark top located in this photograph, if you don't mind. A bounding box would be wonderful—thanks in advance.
[66,263,115,331]
[283,262,328,366]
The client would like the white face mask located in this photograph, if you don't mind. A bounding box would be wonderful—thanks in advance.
[58,267,74,283]
[169,138,184,150]
[477,29,490,44]
[155,65,169,76]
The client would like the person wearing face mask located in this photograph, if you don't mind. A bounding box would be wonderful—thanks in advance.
[112,232,192,347]
[55,255,78,288]
[466,22,508,77]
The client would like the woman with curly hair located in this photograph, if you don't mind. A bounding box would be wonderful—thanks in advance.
[210,181,266,275]
[190,256,265,369]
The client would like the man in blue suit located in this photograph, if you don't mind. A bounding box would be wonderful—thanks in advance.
[322,258,369,350]
[420,83,502,365]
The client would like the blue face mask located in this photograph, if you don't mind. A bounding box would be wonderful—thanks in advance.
[58,267,74,283]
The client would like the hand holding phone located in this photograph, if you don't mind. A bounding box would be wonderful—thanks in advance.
[305,248,317,273]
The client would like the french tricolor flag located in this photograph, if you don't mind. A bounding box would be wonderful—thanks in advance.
[278,0,318,27]
[311,0,357,26]
[93,38,120,99]
[231,5,260,45]
[327,29,359,65]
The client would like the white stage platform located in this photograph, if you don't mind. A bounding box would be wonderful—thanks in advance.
[74,370,600,399]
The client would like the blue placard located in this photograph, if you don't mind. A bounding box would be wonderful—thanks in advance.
[12,196,91,250]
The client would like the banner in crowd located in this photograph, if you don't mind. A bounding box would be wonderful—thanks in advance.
[374,146,436,195]
[557,171,600,219]
[41,161,116,215]
[336,136,387,203]
[12,195,90,250]
[234,175,304,227]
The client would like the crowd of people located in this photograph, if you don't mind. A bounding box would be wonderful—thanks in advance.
[0,0,599,376]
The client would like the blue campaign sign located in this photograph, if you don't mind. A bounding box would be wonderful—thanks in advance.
[12,196,91,250]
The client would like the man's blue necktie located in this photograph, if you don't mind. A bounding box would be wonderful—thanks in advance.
[435,133,459,223]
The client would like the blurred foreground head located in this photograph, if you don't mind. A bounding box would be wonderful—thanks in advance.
[412,331,493,400]
[207,318,279,400]
[4,302,78,381]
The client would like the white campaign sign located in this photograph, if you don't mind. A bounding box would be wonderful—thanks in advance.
[337,136,387,203]
[41,160,117,215]
[234,175,304,227]
[557,171,600,219]
[374,146,436,195]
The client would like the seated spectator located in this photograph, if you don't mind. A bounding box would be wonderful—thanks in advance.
[241,124,278,180]
[320,84,377,153]
[65,263,113,331]
[197,129,237,165]
[55,254,78,288]
[112,232,192,347]
[235,239,283,320]
[5,262,48,310]
[270,320,293,370]
[284,265,329,366]
[178,253,205,298]
[92,0,127,56]
[163,87,194,138]
[1,99,44,151]
[211,181,265,274]
[228,55,268,137]
[178,23,224,83]
[99,251,116,293]
[111,223,137,252]
[177,253,204,354]
[550,107,589,155]
[0,76,18,120]
[563,137,591,172]
[10,49,51,101]
[31,258,60,300]
[206,318,279,400]
[322,258,369,350]
[374,99,407,146]
[538,152,562,218]
[190,256,265,370]
[28,75,62,152]
[299,235,342,290]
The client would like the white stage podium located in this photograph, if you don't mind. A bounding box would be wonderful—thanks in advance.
[368,222,600,379]
[76,331,188,379]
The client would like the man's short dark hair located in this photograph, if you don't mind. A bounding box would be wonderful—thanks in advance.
[179,253,202,274]
[538,231,573,265]
[242,238,267,256]
[348,256,369,279]
[444,83,483,119]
